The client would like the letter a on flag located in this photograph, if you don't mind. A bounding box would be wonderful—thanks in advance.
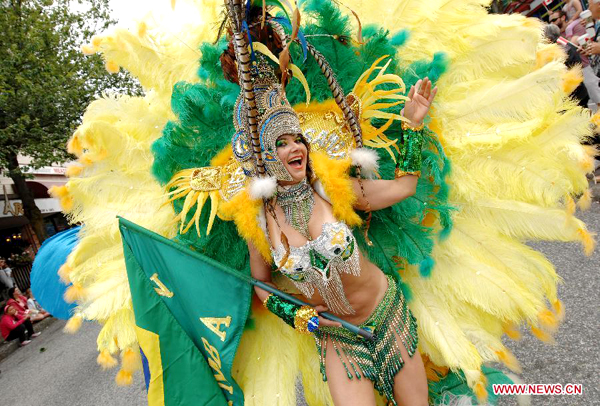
[119,217,252,406]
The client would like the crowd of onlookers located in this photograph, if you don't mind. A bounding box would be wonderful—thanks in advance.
[545,0,600,180]
[545,0,600,110]
[0,258,51,347]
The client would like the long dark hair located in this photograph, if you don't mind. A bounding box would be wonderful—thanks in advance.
[298,133,314,183]
[7,287,16,299]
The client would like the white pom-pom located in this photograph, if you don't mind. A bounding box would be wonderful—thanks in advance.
[249,176,277,199]
[350,148,379,178]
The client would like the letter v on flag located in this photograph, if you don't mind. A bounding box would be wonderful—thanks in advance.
[119,217,251,406]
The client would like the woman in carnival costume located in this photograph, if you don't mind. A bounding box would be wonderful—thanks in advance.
[51,0,596,405]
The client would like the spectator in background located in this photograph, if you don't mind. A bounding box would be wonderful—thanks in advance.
[564,0,584,24]
[0,258,15,291]
[579,0,600,180]
[0,305,39,347]
[25,288,50,321]
[6,287,30,318]
[581,0,600,57]
[545,24,590,107]
[550,10,600,110]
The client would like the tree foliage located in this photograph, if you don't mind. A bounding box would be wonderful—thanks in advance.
[0,0,142,241]
[0,0,141,170]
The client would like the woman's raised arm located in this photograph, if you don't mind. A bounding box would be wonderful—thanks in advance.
[351,175,418,212]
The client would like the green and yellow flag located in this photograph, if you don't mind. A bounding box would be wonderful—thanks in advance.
[119,218,251,406]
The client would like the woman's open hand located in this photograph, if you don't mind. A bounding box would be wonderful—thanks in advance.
[403,77,438,127]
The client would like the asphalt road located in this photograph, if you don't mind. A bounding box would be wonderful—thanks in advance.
[0,203,598,406]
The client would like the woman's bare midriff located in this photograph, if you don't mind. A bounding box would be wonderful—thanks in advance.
[299,253,389,325]
[267,190,391,325]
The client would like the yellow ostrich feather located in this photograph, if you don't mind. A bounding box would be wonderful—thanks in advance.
[115,369,133,386]
[64,314,83,333]
[495,348,522,373]
[530,325,556,344]
[97,349,118,369]
[562,67,584,94]
[121,347,142,373]
[552,299,565,322]
[502,322,522,341]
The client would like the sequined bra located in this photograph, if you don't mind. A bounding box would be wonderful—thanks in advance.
[271,222,360,315]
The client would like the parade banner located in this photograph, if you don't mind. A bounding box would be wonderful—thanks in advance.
[119,218,251,406]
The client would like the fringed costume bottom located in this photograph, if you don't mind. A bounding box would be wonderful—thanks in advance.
[314,275,419,406]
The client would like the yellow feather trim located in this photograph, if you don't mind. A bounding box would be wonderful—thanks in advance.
[473,381,488,404]
[565,195,576,216]
[538,309,559,331]
[64,283,85,303]
[81,44,96,55]
[421,211,437,227]
[577,228,596,256]
[561,67,584,95]
[422,354,449,382]
[578,189,592,211]
[210,147,233,167]
[122,348,142,372]
[67,133,83,156]
[552,299,565,322]
[221,190,272,263]
[58,264,72,284]
[115,369,133,386]
[137,21,148,37]
[91,35,103,47]
[60,196,74,212]
[531,326,555,344]
[502,322,522,341]
[64,314,83,333]
[79,154,94,166]
[495,349,522,373]
[535,44,565,69]
[97,350,118,369]
[311,151,362,227]
[49,185,68,199]
[105,60,120,74]
[65,165,83,178]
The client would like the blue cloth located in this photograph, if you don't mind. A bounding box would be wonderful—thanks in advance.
[30,227,80,320]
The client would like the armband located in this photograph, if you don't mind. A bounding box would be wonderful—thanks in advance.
[263,294,319,334]
[396,124,424,178]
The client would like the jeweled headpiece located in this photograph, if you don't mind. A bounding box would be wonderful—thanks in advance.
[231,58,302,182]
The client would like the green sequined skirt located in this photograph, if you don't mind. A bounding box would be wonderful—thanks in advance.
[314,275,418,406]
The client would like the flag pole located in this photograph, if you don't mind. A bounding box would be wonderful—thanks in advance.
[253,280,375,341]
[118,217,375,341]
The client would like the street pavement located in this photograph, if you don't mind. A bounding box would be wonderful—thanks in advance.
[0,204,598,406]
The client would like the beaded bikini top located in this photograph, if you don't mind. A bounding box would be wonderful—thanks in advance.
[271,222,360,315]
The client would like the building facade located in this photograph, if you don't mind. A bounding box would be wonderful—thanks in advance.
[0,156,70,259]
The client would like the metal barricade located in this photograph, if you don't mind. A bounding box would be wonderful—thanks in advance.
[11,264,32,291]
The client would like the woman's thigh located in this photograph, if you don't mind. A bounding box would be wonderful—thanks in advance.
[324,338,377,406]
[392,341,428,406]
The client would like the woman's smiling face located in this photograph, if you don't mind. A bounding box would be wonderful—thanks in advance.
[275,133,308,185]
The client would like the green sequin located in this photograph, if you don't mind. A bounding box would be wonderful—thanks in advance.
[314,276,419,406]
[265,294,299,328]
[398,128,424,174]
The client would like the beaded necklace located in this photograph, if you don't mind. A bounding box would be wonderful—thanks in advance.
[276,178,314,239]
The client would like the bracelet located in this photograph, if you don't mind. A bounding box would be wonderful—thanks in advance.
[394,168,421,178]
[401,119,425,131]
[294,306,320,334]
